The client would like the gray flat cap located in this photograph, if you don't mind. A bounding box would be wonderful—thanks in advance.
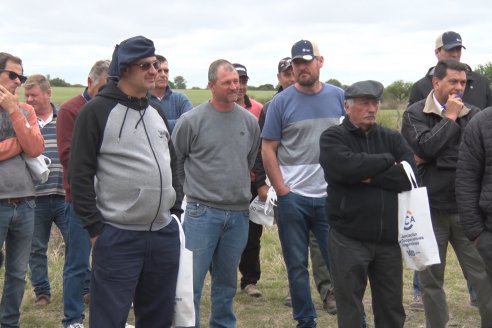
[345,80,384,100]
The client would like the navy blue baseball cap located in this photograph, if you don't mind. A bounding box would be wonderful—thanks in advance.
[291,40,320,61]
[435,31,466,51]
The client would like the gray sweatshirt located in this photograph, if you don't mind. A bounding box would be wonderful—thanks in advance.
[172,102,260,210]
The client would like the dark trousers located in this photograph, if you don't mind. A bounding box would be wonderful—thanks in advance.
[89,222,179,328]
[329,228,405,328]
[239,221,263,289]
[239,184,262,289]
[477,230,492,289]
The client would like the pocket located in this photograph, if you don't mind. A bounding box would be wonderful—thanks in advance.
[185,203,207,219]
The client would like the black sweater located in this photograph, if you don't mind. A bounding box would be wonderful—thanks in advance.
[319,118,414,243]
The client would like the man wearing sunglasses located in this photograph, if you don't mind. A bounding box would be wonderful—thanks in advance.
[150,55,192,134]
[0,52,45,328]
[69,36,183,327]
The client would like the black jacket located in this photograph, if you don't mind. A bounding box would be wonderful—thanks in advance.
[319,118,414,243]
[456,107,492,241]
[402,92,479,212]
[408,65,492,109]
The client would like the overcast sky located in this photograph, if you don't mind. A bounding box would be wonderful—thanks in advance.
[3,0,492,88]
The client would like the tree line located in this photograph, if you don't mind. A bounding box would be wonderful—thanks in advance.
[48,61,492,104]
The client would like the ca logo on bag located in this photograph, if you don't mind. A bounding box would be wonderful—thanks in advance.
[404,210,415,230]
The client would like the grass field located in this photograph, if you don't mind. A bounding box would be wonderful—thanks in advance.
[7,226,481,327]
[3,87,482,327]
[17,87,276,108]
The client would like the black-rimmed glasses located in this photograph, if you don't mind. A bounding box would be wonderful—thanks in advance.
[132,61,161,71]
[0,69,27,83]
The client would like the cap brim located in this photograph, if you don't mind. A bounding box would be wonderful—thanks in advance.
[292,54,314,61]
[279,65,292,72]
[442,43,466,50]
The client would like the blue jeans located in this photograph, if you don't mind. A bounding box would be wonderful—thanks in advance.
[62,203,91,327]
[183,203,249,328]
[276,192,330,328]
[0,199,35,328]
[29,195,68,298]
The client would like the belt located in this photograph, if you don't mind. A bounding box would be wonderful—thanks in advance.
[0,197,35,205]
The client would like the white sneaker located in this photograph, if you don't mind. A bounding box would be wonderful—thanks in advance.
[66,323,84,328]
[125,324,135,328]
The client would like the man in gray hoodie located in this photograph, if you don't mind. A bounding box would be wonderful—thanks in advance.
[69,36,183,328]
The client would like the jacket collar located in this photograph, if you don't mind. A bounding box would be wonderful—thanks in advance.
[423,91,472,117]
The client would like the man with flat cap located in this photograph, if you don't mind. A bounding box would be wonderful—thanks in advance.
[69,35,183,327]
[320,80,415,327]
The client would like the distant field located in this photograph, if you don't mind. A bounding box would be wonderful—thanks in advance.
[22,87,403,129]
[182,89,276,106]
[18,87,276,108]
[18,87,84,107]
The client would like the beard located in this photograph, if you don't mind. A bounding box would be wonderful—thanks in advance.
[296,71,319,87]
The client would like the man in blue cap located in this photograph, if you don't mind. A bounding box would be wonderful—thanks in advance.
[262,40,344,327]
[70,36,183,327]
[320,80,415,327]
[409,31,492,109]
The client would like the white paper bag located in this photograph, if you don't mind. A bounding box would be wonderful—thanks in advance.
[249,187,276,226]
[398,161,441,271]
[172,215,195,327]
[23,154,51,184]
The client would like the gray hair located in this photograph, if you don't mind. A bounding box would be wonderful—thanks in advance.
[208,59,234,83]
[89,60,110,83]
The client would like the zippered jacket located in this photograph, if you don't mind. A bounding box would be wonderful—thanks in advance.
[320,118,414,243]
[69,80,183,237]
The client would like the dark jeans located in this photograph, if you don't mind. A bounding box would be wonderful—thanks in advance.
[90,222,179,328]
[328,228,405,328]
[276,192,329,328]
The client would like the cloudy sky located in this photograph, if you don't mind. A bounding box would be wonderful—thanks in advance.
[3,0,492,88]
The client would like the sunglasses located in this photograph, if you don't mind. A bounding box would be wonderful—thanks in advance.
[132,61,161,71]
[0,69,27,84]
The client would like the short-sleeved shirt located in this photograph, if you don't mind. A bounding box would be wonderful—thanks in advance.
[262,83,345,197]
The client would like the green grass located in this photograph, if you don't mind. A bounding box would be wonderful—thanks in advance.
[5,89,480,327]
[5,226,481,327]
[17,87,275,108]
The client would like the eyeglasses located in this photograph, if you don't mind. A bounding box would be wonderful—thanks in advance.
[132,61,161,71]
[0,69,27,83]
